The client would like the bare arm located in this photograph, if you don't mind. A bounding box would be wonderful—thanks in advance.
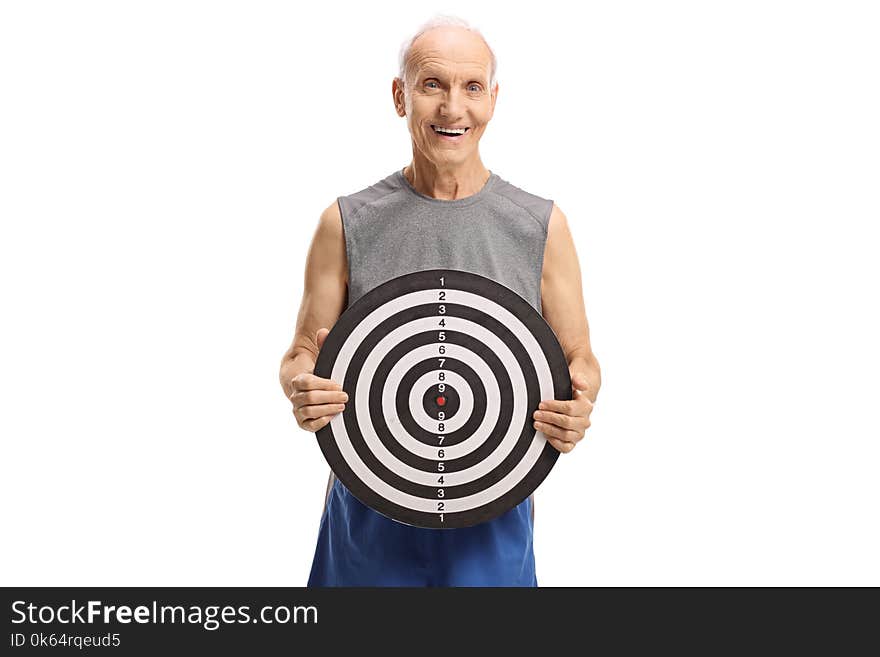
[533,203,601,453]
[279,200,349,427]
[540,203,601,401]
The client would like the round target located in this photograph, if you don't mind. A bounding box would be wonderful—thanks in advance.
[313,268,571,529]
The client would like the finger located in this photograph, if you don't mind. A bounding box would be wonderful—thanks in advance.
[573,386,594,407]
[316,327,330,351]
[292,372,343,392]
[539,395,592,416]
[290,388,349,405]
[546,436,575,453]
[532,409,578,431]
[571,392,594,417]
[297,402,346,420]
[302,415,333,432]
[537,398,579,415]
[534,420,581,443]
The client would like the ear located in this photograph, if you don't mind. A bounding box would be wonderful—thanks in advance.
[392,77,406,117]
[489,81,499,119]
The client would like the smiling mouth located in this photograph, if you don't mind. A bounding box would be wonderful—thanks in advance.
[431,125,470,136]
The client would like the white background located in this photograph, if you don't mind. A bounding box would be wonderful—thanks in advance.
[1,1,878,586]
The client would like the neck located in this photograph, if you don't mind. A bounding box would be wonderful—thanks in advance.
[403,156,491,200]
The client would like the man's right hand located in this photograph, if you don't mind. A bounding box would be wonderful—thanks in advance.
[289,328,349,432]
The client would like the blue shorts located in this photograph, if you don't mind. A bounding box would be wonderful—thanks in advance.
[307,475,538,587]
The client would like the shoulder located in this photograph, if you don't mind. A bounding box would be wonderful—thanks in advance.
[338,171,403,220]
[317,199,343,235]
[543,203,577,268]
[547,203,570,236]
[306,199,348,283]
[489,173,554,232]
[313,169,404,243]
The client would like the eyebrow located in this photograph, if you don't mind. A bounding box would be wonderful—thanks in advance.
[419,69,488,83]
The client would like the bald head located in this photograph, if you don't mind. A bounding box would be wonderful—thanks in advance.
[398,18,497,90]
[391,16,499,173]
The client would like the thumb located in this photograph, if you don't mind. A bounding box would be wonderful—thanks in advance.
[316,327,330,352]
[571,373,590,392]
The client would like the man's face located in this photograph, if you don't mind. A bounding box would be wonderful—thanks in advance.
[394,26,498,168]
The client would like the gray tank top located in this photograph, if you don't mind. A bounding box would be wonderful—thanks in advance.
[338,168,554,314]
[324,167,554,512]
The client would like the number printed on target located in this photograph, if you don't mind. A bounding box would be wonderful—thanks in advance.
[313,269,571,529]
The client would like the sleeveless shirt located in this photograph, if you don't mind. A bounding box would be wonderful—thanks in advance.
[307,167,554,587]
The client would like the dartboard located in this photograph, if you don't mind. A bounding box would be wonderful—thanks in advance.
[313,268,571,529]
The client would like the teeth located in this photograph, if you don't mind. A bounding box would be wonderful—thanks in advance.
[433,126,467,135]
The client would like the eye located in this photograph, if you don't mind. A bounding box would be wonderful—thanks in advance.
[425,80,439,89]
[468,83,482,93]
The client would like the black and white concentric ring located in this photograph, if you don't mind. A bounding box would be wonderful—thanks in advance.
[314,269,571,529]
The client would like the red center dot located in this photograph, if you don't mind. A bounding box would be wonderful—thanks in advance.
[436,396,446,406]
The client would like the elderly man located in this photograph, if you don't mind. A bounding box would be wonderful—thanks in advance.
[279,16,600,586]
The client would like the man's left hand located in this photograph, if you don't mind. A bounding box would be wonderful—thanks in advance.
[532,370,594,453]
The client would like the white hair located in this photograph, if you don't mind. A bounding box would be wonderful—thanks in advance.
[397,14,497,89]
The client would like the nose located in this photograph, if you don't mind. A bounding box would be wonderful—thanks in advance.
[439,87,465,121]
